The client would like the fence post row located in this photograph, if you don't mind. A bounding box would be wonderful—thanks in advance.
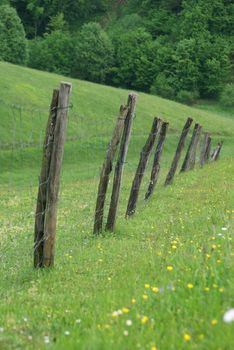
[126,117,161,217]
[145,121,169,200]
[180,123,202,173]
[93,104,129,234]
[34,82,72,268]
[105,93,137,232]
[165,117,193,186]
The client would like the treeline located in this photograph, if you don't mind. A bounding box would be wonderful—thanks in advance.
[0,0,234,105]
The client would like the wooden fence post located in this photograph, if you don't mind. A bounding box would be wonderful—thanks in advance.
[105,93,137,231]
[34,89,59,268]
[180,123,202,172]
[164,117,193,186]
[126,117,161,217]
[145,121,169,200]
[42,82,72,267]
[200,132,209,167]
[204,136,211,163]
[211,141,223,161]
[93,105,129,234]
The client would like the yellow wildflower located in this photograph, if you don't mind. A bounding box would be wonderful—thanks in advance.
[152,287,159,293]
[183,333,191,341]
[131,298,136,304]
[141,316,149,325]
[211,319,218,326]
[187,283,193,289]
[167,266,173,271]
[143,294,148,300]
[144,284,150,289]
[122,308,129,314]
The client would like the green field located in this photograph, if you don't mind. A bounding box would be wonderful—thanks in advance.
[0,62,233,350]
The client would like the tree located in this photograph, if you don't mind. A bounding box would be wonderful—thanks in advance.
[72,22,114,83]
[0,5,28,64]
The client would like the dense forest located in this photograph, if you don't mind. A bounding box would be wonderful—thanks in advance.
[0,0,234,105]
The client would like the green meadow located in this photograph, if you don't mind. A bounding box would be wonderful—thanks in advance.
[0,62,233,350]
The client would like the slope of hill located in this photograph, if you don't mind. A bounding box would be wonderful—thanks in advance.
[0,62,233,350]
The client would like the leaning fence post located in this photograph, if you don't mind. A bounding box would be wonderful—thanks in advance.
[145,121,169,200]
[180,123,202,172]
[93,105,128,234]
[42,82,72,267]
[105,93,137,231]
[165,117,193,186]
[211,141,223,161]
[34,89,59,268]
[126,117,161,217]
[200,132,209,167]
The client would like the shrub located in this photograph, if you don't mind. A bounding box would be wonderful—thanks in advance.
[220,84,234,107]
[176,90,199,105]
[0,5,28,64]
[150,73,176,100]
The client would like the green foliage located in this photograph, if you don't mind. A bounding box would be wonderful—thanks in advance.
[220,84,234,107]
[0,5,28,64]
[150,73,176,100]
[72,22,114,83]
[28,30,73,75]
[176,89,199,105]
[113,29,156,91]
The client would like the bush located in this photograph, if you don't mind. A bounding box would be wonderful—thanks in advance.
[72,22,114,83]
[0,5,28,64]
[176,90,199,105]
[150,73,176,100]
[28,31,73,76]
[220,84,234,107]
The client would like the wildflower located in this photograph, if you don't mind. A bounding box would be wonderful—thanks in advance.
[122,307,129,314]
[219,288,224,293]
[151,346,158,350]
[64,331,70,336]
[152,287,159,293]
[75,319,81,324]
[172,245,177,249]
[112,310,122,317]
[141,316,149,325]
[167,266,173,271]
[221,227,227,231]
[44,336,50,344]
[223,309,234,323]
[143,294,148,300]
[0,327,4,333]
[183,333,191,341]
[211,319,218,326]
[126,320,132,326]
[131,298,136,304]
[204,287,210,292]
[28,335,33,340]
[144,284,150,289]
[123,330,129,336]
[187,283,193,289]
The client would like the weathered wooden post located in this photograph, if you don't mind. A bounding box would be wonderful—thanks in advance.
[34,89,59,268]
[204,136,211,163]
[211,141,223,161]
[126,117,161,217]
[180,123,202,172]
[93,105,128,234]
[105,93,137,231]
[165,117,193,186]
[200,132,209,167]
[34,82,72,268]
[145,121,169,200]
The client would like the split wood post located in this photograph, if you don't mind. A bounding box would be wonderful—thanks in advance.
[164,117,193,186]
[204,136,211,163]
[211,141,223,161]
[105,93,137,231]
[42,82,72,267]
[125,117,161,217]
[145,121,169,200]
[34,89,59,268]
[180,123,202,172]
[93,105,129,234]
[200,132,209,167]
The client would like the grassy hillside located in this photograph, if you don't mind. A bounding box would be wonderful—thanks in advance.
[0,62,233,350]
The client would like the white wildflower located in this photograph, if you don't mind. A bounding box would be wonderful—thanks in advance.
[223,309,234,323]
[126,320,132,326]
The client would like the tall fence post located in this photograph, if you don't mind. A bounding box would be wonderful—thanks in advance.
[105,93,137,232]
[34,82,72,268]
[180,123,202,172]
[34,89,59,268]
[200,132,209,167]
[164,117,193,186]
[145,121,169,200]
[93,105,128,234]
[204,136,211,163]
[126,117,161,217]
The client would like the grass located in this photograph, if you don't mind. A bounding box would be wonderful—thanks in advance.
[0,62,234,350]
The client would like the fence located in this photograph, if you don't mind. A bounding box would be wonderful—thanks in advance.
[0,83,224,268]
